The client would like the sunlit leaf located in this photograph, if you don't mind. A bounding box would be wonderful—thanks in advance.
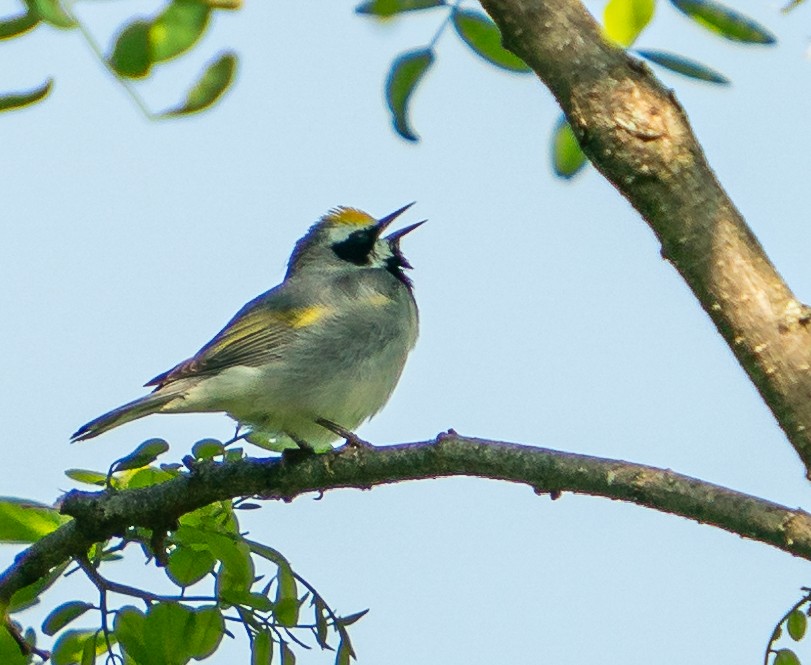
[149,0,210,63]
[669,0,776,43]
[125,466,174,488]
[251,629,273,665]
[24,0,74,28]
[167,544,217,587]
[110,20,152,79]
[0,496,68,542]
[0,79,52,113]
[274,564,299,627]
[603,0,655,47]
[51,630,96,665]
[65,468,107,486]
[113,607,149,665]
[774,648,802,665]
[385,48,434,142]
[186,606,224,660]
[451,8,530,72]
[162,51,237,116]
[636,49,729,84]
[42,601,94,636]
[356,0,445,17]
[551,116,588,179]
[0,11,39,39]
[0,625,27,665]
[113,438,170,472]
[192,438,224,460]
[144,602,194,664]
[789,610,808,641]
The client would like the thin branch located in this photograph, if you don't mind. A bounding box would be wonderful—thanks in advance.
[478,0,811,477]
[2,434,811,610]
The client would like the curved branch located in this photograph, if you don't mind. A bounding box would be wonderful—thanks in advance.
[478,0,811,476]
[2,435,811,607]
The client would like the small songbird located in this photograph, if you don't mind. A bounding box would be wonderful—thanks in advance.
[71,204,423,451]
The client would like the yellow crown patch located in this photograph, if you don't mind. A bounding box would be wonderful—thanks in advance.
[323,207,375,227]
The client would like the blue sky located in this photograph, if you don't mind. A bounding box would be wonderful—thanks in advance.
[3,0,811,662]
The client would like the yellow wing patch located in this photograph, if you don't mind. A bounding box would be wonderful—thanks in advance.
[323,207,375,227]
[283,305,332,328]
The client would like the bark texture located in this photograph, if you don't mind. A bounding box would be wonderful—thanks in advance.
[3,435,811,606]
[479,0,811,475]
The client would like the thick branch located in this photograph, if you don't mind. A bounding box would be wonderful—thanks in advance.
[2,435,811,606]
[478,0,811,475]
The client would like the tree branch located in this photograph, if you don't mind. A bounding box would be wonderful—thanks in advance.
[478,0,811,476]
[2,435,811,607]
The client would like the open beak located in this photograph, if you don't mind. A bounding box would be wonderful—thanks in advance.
[375,202,416,236]
[384,219,426,244]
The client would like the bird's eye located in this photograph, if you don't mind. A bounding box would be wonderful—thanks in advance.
[332,228,376,265]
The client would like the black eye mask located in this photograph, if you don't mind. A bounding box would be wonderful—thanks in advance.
[331,228,377,265]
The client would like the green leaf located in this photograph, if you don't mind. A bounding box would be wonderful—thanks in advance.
[185,606,224,660]
[0,79,52,113]
[114,438,170,472]
[0,626,27,664]
[162,51,237,116]
[551,116,588,179]
[43,601,94,636]
[335,639,351,665]
[65,469,107,486]
[114,607,149,665]
[636,49,729,84]
[603,0,655,47]
[9,561,69,612]
[149,0,210,63]
[451,9,531,73]
[125,466,174,488]
[789,610,808,641]
[24,0,74,28]
[0,11,39,39]
[669,0,776,43]
[167,544,217,587]
[774,649,802,665]
[313,597,329,649]
[355,0,444,16]
[251,629,273,665]
[0,496,68,543]
[192,438,224,460]
[144,602,194,665]
[110,20,152,79]
[80,632,96,665]
[280,641,296,665]
[385,48,434,142]
[274,564,299,627]
[51,630,96,665]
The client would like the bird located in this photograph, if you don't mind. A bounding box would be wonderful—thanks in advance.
[71,204,423,451]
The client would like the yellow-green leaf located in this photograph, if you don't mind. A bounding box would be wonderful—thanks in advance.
[24,0,74,28]
[162,51,237,116]
[669,0,776,43]
[789,610,808,641]
[0,11,39,39]
[356,0,444,17]
[0,78,52,113]
[603,0,655,47]
[774,648,802,665]
[636,49,729,84]
[251,629,273,665]
[385,48,434,142]
[451,8,531,73]
[149,0,210,63]
[42,601,94,636]
[0,496,68,542]
[109,20,152,79]
[551,116,588,179]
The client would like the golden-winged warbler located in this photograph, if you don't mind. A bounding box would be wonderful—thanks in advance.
[71,204,423,451]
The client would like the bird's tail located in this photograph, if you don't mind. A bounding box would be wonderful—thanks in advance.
[71,392,177,442]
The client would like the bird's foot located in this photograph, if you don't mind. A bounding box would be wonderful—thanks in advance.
[316,418,375,449]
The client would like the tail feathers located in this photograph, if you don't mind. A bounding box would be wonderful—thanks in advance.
[71,392,177,442]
